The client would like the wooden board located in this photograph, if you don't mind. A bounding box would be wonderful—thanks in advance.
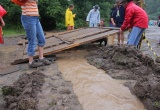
[12,27,119,64]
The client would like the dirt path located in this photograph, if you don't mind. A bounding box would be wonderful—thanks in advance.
[57,50,145,110]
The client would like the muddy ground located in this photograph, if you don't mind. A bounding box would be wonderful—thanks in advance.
[0,63,82,110]
[0,37,82,110]
[0,26,160,110]
[87,45,160,110]
[86,26,160,110]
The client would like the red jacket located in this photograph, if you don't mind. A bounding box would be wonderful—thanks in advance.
[121,2,148,30]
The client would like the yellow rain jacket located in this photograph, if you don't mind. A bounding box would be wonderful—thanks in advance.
[65,8,75,27]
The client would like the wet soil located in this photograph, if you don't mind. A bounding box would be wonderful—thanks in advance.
[2,72,45,110]
[0,65,82,110]
[0,37,82,110]
[86,45,160,110]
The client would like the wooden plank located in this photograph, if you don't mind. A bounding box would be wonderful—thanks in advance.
[12,28,119,64]
[58,28,86,35]
[58,28,96,38]
[24,37,63,54]
[51,28,86,37]
[68,29,110,41]
[23,40,64,55]
[101,27,120,30]
[56,28,108,43]
[63,28,105,39]
[22,30,119,60]
[17,32,54,45]
[74,30,119,44]
[11,45,27,65]
[107,34,116,45]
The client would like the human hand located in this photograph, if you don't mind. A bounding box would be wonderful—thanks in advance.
[113,23,116,26]
[119,28,123,34]
[2,22,5,27]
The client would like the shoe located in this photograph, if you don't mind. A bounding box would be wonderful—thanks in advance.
[28,61,43,68]
[39,58,52,65]
[21,36,28,40]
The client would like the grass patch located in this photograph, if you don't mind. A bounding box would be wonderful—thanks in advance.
[3,28,25,37]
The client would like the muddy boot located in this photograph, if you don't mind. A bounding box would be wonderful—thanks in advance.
[39,58,52,65]
[28,61,43,68]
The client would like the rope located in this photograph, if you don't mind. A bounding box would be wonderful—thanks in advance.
[144,37,158,57]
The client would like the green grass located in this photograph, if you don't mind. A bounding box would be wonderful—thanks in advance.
[3,28,25,37]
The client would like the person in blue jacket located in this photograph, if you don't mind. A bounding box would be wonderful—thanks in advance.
[86,5,100,27]
[113,0,125,45]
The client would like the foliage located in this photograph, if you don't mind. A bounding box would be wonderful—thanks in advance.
[0,0,115,30]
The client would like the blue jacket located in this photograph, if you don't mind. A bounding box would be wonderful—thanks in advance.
[110,7,116,23]
[114,5,125,24]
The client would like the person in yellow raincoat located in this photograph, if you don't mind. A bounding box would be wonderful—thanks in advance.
[65,4,76,31]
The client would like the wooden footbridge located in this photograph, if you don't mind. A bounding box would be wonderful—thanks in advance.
[12,27,119,64]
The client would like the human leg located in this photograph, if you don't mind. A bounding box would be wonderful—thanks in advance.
[21,15,43,67]
[71,26,74,30]
[67,26,71,31]
[93,22,98,27]
[134,29,145,46]
[127,26,145,47]
[89,22,94,27]
[121,31,124,45]
[118,33,120,44]
[36,19,51,65]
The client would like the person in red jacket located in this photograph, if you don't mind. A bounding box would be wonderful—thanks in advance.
[120,0,148,47]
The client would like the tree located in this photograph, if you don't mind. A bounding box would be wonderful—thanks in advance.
[0,0,115,30]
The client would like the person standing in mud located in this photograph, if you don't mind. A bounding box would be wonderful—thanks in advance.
[120,0,148,47]
[65,4,76,31]
[86,5,100,27]
[20,0,51,68]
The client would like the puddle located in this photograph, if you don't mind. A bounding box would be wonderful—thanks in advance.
[57,50,145,110]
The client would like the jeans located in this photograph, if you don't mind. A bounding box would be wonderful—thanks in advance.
[127,26,145,47]
[21,15,45,56]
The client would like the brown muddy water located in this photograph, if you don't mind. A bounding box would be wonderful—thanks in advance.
[57,50,145,110]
